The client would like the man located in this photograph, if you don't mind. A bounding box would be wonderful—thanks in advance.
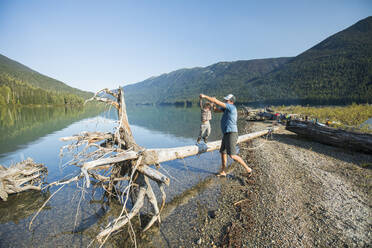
[199,93,252,177]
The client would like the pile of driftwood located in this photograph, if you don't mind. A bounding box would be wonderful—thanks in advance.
[0,158,47,201]
[286,120,372,154]
[2,87,277,246]
[242,107,279,121]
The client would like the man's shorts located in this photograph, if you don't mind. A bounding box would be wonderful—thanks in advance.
[219,132,238,155]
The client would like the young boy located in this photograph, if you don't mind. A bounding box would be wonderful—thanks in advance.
[197,96,214,143]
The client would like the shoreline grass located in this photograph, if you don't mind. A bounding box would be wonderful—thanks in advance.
[273,103,372,133]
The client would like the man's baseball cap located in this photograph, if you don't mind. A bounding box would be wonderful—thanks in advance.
[223,94,236,103]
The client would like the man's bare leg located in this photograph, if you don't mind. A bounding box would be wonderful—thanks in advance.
[230,154,252,174]
[218,152,227,176]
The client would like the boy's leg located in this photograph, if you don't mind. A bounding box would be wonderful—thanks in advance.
[203,123,211,143]
[197,125,203,143]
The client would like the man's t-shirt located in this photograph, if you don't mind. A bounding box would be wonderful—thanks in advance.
[220,103,238,134]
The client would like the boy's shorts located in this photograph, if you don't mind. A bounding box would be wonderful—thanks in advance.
[219,132,238,155]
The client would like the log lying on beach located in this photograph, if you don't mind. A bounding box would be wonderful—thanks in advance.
[286,120,372,154]
[82,127,279,173]
[143,127,279,164]
[0,158,47,201]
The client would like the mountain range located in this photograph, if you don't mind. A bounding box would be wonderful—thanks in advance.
[124,16,372,106]
[1,17,371,107]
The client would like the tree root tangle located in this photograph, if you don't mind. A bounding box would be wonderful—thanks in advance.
[0,158,47,201]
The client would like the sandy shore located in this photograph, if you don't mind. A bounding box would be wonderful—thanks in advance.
[146,121,371,247]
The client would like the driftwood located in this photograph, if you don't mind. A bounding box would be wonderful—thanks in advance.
[242,106,279,121]
[27,87,279,246]
[80,127,278,172]
[0,158,47,201]
[286,120,372,154]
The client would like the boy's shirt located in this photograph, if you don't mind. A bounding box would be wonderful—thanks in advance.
[201,108,212,122]
[200,99,213,122]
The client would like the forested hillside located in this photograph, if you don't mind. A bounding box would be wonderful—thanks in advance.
[0,74,83,105]
[124,17,372,106]
[0,54,92,105]
[124,58,291,105]
[239,16,372,105]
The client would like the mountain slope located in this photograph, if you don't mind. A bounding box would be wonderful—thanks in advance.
[238,16,372,104]
[125,16,372,105]
[0,54,92,99]
[124,57,291,105]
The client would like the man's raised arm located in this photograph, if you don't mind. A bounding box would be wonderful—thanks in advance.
[199,94,226,109]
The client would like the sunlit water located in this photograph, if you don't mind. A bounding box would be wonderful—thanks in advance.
[364,117,372,126]
[0,105,231,247]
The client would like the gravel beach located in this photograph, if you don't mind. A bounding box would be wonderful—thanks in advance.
[146,121,372,248]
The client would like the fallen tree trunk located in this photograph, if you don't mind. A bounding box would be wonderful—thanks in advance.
[142,127,279,165]
[80,127,279,173]
[286,120,372,154]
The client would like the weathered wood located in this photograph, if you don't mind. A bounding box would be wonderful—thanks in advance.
[79,127,278,172]
[0,158,47,201]
[118,87,141,151]
[286,120,372,154]
[137,164,170,186]
[142,175,161,232]
[80,152,170,186]
[59,132,113,142]
[97,172,162,242]
[97,184,146,243]
[101,88,119,99]
[76,127,277,184]
[82,151,138,170]
[144,127,279,165]
[84,88,119,109]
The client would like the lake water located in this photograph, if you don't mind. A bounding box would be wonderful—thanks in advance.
[0,104,237,247]
[360,117,372,130]
[364,117,372,125]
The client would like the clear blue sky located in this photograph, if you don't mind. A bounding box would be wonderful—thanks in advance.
[0,0,371,92]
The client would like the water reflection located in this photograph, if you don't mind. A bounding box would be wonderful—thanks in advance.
[0,104,105,157]
[127,105,223,141]
[0,190,51,224]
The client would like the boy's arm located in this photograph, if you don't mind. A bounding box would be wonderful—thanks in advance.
[214,108,223,113]
[211,103,216,111]
[199,97,203,110]
[200,94,226,109]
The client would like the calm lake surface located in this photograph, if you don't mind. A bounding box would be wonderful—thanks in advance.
[0,104,235,247]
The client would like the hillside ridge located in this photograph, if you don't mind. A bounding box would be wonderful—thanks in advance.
[125,16,372,106]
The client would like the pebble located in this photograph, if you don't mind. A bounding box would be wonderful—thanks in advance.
[197,238,202,245]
